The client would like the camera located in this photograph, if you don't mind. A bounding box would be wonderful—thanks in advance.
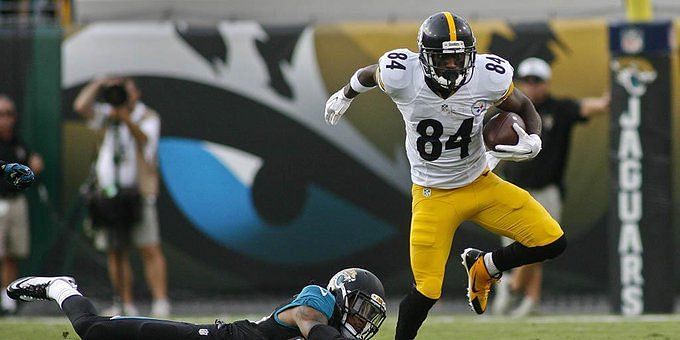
[100,84,129,107]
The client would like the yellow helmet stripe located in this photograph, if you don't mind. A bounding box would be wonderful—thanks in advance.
[444,12,457,41]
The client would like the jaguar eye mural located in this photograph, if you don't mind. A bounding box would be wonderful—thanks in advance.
[62,21,411,290]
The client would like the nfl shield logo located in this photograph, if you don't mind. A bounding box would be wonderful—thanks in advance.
[441,104,451,114]
[621,28,644,54]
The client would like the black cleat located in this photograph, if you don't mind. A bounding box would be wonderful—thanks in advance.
[7,276,77,302]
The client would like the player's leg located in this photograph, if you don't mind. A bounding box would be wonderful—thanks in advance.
[7,276,224,340]
[466,172,565,314]
[66,304,223,340]
[492,184,561,315]
[395,185,466,340]
[472,172,565,266]
[482,179,565,272]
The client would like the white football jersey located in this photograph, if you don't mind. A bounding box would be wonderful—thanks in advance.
[377,49,514,189]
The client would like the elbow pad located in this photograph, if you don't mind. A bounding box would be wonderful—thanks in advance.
[308,324,349,340]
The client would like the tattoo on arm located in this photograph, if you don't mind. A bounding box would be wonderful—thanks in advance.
[294,306,329,338]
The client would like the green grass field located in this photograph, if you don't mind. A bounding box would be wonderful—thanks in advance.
[1,314,679,340]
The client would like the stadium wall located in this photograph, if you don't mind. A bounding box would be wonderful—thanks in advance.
[54,19,679,300]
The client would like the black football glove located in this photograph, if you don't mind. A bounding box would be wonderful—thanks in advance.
[3,163,35,190]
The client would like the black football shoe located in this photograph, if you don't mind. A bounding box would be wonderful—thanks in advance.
[7,276,77,302]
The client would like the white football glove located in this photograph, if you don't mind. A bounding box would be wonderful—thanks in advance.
[488,123,542,162]
[324,88,353,125]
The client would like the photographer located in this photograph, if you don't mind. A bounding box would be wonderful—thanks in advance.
[74,77,170,317]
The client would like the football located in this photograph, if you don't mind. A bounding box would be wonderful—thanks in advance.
[483,112,526,151]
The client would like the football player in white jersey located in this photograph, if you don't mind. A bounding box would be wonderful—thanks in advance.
[324,12,567,339]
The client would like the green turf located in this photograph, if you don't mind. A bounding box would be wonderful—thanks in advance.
[1,315,679,339]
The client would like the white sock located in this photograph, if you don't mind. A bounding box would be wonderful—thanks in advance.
[484,253,501,277]
[47,279,82,309]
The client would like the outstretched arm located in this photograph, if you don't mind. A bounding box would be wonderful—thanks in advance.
[324,64,379,125]
[343,64,379,99]
[579,92,610,118]
[294,306,351,340]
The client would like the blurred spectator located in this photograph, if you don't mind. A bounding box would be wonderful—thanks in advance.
[0,0,30,19]
[0,0,60,22]
[74,77,170,317]
[492,58,609,316]
[0,94,43,315]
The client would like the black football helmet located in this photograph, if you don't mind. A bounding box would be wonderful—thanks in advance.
[327,268,387,339]
[418,12,476,92]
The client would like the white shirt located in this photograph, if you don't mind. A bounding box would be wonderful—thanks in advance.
[377,49,514,189]
[89,102,160,190]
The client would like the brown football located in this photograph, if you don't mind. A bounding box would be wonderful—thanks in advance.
[483,112,526,151]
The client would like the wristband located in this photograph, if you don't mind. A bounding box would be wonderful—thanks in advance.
[350,71,376,93]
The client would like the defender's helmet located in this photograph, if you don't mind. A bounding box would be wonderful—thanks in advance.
[327,268,387,339]
[418,12,476,91]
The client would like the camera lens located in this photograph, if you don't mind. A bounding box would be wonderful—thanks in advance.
[102,84,128,107]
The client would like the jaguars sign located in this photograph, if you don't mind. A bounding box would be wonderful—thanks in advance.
[608,22,675,314]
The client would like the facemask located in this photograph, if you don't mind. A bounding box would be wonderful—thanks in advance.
[341,323,358,338]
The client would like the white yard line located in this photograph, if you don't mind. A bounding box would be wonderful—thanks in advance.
[430,314,680,324]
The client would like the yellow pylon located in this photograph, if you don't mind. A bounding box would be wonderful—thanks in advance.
[624,0,653,22]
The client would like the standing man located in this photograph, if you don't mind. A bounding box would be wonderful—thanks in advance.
[74,77,170,317]
[491,57,609,317]
[325,12,566,339]
[0,94,43,315]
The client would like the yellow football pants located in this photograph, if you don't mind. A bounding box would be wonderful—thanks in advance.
[410,170,564,299]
